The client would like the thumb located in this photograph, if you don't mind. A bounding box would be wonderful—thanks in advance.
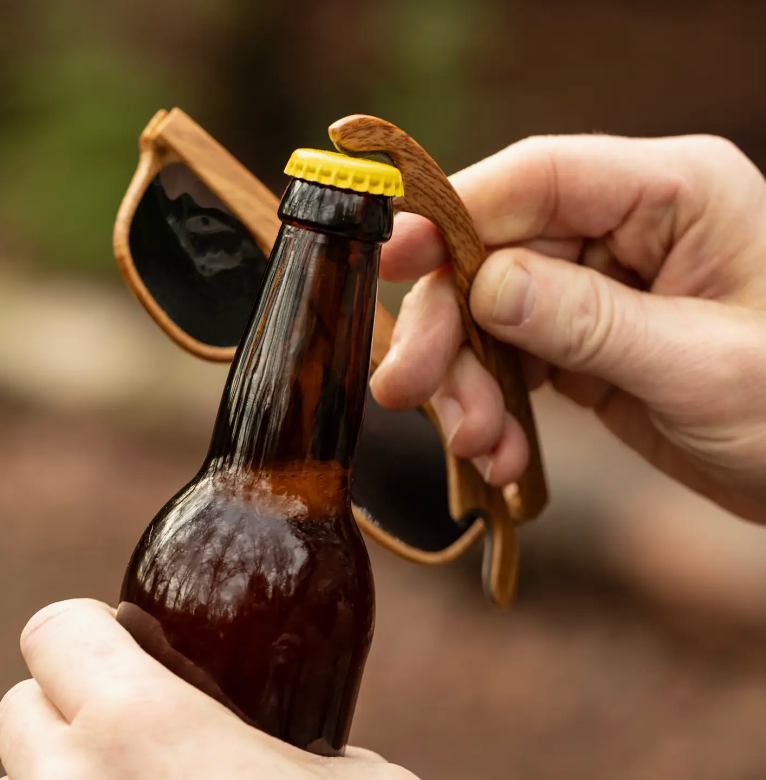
[469,247,760,404]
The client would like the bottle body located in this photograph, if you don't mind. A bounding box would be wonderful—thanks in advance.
[118,466,373,755]
[118,176,392,756]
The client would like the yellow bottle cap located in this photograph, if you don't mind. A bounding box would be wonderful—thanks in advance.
[284,148,404,197]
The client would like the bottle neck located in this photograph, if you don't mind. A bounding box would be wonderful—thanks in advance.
[205,218,380,504]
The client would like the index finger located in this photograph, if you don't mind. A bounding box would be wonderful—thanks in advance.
[381,133,695,282]
[19,599,169,722]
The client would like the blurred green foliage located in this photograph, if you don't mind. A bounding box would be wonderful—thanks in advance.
[368,0,492,165]
[0,4,201,275]
[0,0,488,278]
[0,54,189,275]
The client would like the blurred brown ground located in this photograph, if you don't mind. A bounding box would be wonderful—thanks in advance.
[3,274,766,779]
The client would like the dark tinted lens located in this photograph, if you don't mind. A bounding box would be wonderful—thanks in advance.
[129,163,269,348]
[352,393,477,553]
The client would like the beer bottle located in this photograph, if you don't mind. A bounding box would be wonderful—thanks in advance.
[116,149,402,757]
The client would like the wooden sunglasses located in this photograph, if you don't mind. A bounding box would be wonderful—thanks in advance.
[113,108,548,607]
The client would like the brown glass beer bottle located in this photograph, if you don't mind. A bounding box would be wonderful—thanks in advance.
[117,149,402,757]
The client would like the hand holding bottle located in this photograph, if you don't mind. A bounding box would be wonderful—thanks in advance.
[372,134,766,522]
[0,600,418,780]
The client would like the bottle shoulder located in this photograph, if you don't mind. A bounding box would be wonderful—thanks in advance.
[123,471,373,611]
[142,473,367,554]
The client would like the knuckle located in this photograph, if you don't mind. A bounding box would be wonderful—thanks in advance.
[441,375,504,458]
[679,135,760,183]
[510,137,560,230]
[462,411,504,456]
[512,134,555,158]
[397,286,419,318]
[451,416,498,457]
[560,272,618,371]
[686,134,745,161]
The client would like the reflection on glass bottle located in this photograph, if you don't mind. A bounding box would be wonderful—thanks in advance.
[118,151,398,757]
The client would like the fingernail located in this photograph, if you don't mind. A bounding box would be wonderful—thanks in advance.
[431,395,464,446]
[472,454,495,484]
[492,264,536,326]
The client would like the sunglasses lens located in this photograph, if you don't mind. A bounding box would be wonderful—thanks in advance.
[352,394,475,553]
[129,163,269,348]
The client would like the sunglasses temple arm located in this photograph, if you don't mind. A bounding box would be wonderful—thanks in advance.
[328,114,549,607]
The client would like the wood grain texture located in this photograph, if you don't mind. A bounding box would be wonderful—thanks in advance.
[329,114,549,606]
[157,109,282,260]
[116,109,408,370]
[112,116,214,358]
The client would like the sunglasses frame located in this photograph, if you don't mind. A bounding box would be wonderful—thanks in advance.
[113,108,484,567]
[114,109,282,362]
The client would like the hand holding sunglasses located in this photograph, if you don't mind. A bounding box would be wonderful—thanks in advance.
[113,108,548,607]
